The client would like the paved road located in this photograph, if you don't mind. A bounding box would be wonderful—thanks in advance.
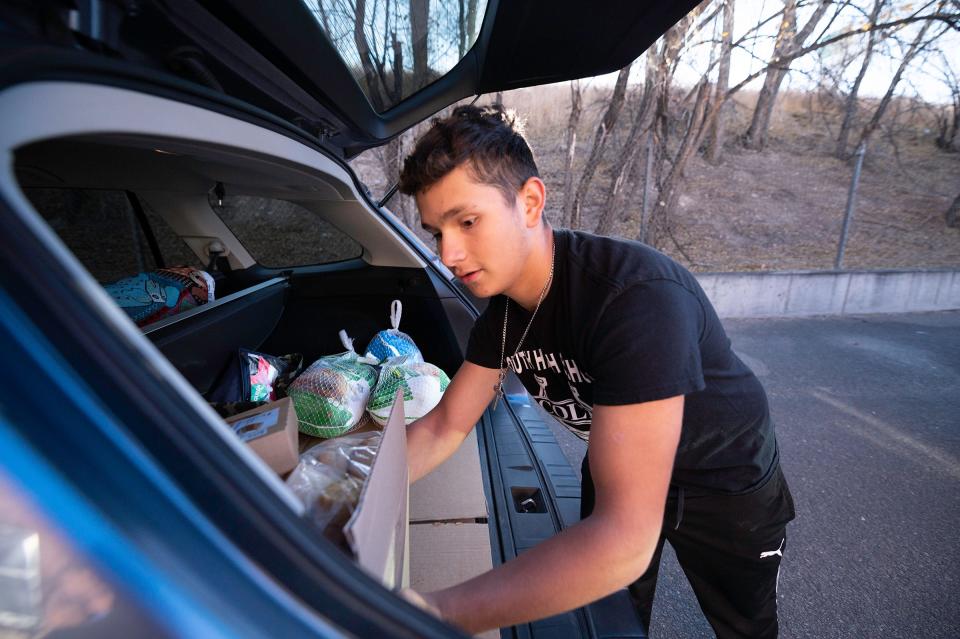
[543,311,960,638]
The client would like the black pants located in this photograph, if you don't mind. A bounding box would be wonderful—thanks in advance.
[580,458,796,639]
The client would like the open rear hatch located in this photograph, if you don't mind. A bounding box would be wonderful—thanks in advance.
[1,0,700,156]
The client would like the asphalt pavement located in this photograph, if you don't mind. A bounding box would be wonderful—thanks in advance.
[542,311,960,639]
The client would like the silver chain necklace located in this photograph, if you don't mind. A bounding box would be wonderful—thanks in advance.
[493,239,556,410]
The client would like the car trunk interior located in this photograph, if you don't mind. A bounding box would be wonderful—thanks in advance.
[12,130,497,617]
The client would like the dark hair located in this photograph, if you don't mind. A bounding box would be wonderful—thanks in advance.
[399,104,539,204]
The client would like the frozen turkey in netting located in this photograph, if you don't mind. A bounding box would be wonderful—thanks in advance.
[288,330,378,438]
[367,355,449,426]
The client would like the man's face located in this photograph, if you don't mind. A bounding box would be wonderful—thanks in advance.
[417,164,530,299]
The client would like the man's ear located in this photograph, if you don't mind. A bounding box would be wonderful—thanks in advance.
[519,177,546,228]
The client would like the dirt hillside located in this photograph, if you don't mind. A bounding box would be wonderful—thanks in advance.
[353,85,960,273]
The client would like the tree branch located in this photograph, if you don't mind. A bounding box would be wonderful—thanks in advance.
[723,10,959,102]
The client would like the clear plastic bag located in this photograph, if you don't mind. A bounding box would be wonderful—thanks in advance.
[367,355,449,425]
[288,330,378,438]
[286,430,382,546]
[363,300,423,364]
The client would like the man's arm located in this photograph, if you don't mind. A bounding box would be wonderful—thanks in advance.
[407,361,500,483]
[418,396,683,634]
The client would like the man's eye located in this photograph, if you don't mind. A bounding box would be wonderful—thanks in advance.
[462,217,477,229]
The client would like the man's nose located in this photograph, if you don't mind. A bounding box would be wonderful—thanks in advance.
[439,235,466,269]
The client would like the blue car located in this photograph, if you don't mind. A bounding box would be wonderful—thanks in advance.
[0,1,699,637]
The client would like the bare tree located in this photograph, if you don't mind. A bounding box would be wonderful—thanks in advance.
[809,41,859,140]
[647,79,713,248]
[632,8,712,246]
[715,2,956,106]
[947,192,960,227]
[391,28,404,102]
[586,0,958,249]
[410,0,430,89]
[935,52,959,151]
[594,51,659,236]
[592,4,711,240]
[743,0,834,150]
[378,135,412,224]
[466,0,479,47]
[458,0,466,57]
[457,0,479,57]
[836,0,887,158]
[855,17,943,151]
[561,80,584,226]
[662,0,953,168]
[353,0,385,111]
[565,62,633,229]
[705,0,736,163]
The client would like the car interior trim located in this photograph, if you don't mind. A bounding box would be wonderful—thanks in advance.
[143,276,288,334]
[0,81,426,269]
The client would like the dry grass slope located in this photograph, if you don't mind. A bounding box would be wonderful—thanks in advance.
[353,84,960,273]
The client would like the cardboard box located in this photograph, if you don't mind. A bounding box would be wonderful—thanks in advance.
[410,428,487,522]
[287,392,409,588]
[409,522,496,639]
[343,391,409,589]
[409,428,495,638]
[226,397,300,474]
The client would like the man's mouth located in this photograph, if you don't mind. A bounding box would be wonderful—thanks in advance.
[459,269,482,284]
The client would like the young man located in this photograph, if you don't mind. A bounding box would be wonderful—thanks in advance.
[401,105,795,638]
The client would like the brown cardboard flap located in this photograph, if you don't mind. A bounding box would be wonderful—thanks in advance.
[409,522,493,589]
[344,390,408,586]
[410,428,487,522]
[409,522,496,639]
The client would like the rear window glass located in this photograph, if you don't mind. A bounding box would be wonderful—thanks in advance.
[213,195,362,267]
[22,188,200,284]
[305,0,488,112]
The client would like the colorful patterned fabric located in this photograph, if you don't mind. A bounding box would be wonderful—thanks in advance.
[104,267,214,327]
[209,353,304,418]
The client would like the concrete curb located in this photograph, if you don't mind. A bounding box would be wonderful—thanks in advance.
[695,268,960,318]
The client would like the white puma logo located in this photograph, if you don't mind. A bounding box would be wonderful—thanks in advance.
[760,538,785,559]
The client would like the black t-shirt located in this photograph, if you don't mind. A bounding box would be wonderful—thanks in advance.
[466,229,777,493]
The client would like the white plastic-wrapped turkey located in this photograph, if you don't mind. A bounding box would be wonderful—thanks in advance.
[367,355,449,425]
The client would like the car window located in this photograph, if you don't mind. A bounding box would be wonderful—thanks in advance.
[22,188,201,284]
[212,195,362,267]
[305,0,489,112]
